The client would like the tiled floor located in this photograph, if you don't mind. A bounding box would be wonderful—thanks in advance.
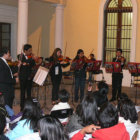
[13,76,140,114]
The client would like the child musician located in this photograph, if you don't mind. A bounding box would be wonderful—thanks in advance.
[110,48,125,101]
[46,48,70,105]
[18,44,35,111]
[72,49,87,103]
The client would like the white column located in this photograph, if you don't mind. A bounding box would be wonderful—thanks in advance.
[54,4,64,49]
[17,0,28,54]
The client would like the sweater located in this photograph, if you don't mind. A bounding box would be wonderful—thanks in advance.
[71,123,130,140]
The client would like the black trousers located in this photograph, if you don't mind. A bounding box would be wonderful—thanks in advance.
[4,87,14,108]
[51,75,62,101]
[20,79,32,110]
[112,73,123,99]
[74,76,86,102]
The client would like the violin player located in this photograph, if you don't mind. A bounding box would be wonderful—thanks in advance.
[110,48,125,101]
[72,49,87,103]
[18,44,35,111]
[46,48,70,105]
[0,47,19,108]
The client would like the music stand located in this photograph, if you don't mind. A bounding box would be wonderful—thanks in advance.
[128,62,140,104]
[33,66,50,111]
[92,61,104,82]
[105,62,122,73]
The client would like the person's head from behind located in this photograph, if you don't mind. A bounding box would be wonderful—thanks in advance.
[77,93,98,126]
[97,81,109,95]
[0,93,5,106]
[118,99,138,123]
[21,98,42,131]
[38,115,69,140]
[119,92,129,100]
[58,89,70,103]
[23,44,32,56]
[0,47,11,60]
[0,112,6,135]
[99,102,118,128]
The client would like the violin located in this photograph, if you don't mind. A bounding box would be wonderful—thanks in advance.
[58,55,71,63]
[70,56,87,71]
[7,60,19,67]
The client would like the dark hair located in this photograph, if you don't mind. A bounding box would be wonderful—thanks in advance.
[77,49,84,55]
[97,81,109,95]
[21,99,42,131]
[0,112,6,135]
[0,47,9,57]
[90,54,94,57]
[58,89,69,103]
[23,44,32,51]
[77,93,98,126]
[0,94,5,106]
[118,99,138,123]
[38,115,69,140]
[74,49,84,60]
[51,48,62,62]
[119,93,129,100]
[99,102,118,128]
[116,48,122,53]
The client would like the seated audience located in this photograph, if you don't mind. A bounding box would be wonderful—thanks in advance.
[93,81,109,107]
[0,93,14,118]
[66,93,98,139]
[38,115,69,140]
[51,89,71,123]
[16,115,69,140]
[71,102,129,140]
[6,98,42,140]
[118,97,140,139]
[51,89,71,111]
[0,112,9,140]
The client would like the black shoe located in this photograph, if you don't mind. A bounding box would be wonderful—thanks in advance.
[109,98,116,102]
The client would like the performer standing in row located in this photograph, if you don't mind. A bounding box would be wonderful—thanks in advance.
[18,44,35,110]
[73,49,87,102]
[0,47,19,108]
[110,48,125,101]
[46,48,70,105]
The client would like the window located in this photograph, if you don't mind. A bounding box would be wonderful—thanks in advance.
[0,23,11,52]
[103,0,132,65]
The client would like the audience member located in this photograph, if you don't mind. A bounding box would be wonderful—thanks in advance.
[6,98,42,140]
[38,115,69,140]
[0,93,14,118]
[66,93,98,139]
[51,89,70,111]
[93,81,109,107]
[71,102,129,140]
[0,112,9,140]
[118,98,140,139]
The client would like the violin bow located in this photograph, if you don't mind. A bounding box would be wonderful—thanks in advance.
[64,42,67,58]
[87,48,94,59]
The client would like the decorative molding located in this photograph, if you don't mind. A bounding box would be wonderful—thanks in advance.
[97,0,137,87]
[0,4,17,60]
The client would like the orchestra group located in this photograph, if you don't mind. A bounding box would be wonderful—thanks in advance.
[2,45,140,140]
[0,44,126,109]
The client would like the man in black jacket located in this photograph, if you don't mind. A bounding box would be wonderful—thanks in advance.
[0,48,19,108]
[18,44,35,110]
[110,48,125,101]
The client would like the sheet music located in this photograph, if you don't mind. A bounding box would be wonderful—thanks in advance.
[33,66,49,86]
